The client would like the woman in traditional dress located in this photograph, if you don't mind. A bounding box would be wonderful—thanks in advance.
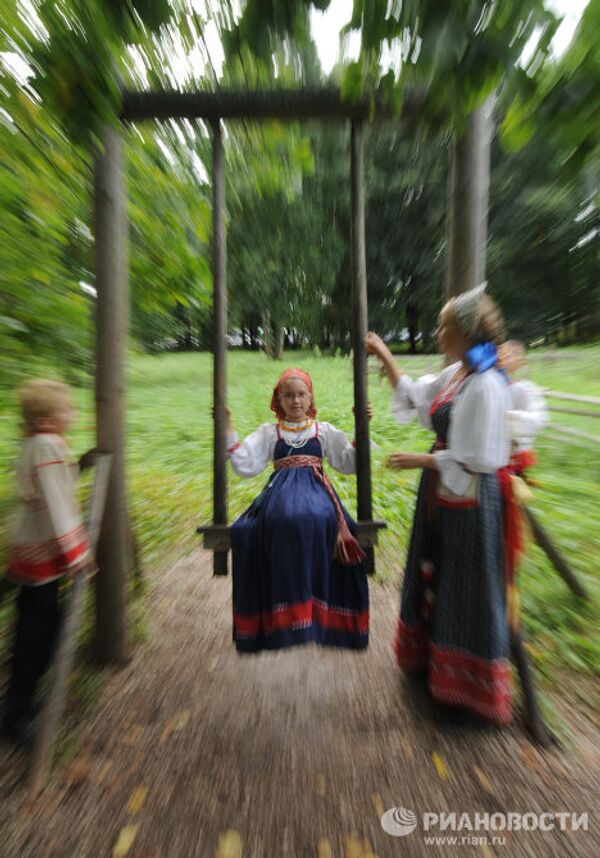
[366,286,513,724]
[226,368,369,654]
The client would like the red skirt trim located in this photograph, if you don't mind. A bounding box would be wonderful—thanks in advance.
[234,598,369,638]
[394,619,513,725]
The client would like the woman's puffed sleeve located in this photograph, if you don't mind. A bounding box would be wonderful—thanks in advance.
[318,422,357,475]
[507,381,548,448]
[227,423,276,477]
[391,363,460,429]
[434,371,511,496]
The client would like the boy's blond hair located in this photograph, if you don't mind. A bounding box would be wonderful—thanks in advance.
[18,378,72,433]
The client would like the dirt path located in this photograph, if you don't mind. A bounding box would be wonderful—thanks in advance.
[1,549,598,858]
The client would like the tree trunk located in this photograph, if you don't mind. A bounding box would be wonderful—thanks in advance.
[93,124,129,664]
[445,99,493,298]
[273,324,284,360]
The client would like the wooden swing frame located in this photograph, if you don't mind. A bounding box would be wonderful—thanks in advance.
[113,88,426,576]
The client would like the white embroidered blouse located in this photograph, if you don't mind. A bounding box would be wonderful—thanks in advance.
[226,421,357,477]
[392,363,511,497]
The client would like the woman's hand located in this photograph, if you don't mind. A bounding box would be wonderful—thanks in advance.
[387,452,435,470]
[365,331,387,357]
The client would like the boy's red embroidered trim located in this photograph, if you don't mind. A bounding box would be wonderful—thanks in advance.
[36,459,66,468]
[8,537,90,584]
[227,442,241,456]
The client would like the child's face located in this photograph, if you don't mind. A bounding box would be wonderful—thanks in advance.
[278,378,312,422]
[498,343,524,376]
[37,397,75,435]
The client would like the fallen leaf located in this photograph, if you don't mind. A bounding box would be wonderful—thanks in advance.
[317,839,332,858]
[431,752,449,781]
[401,737,413,760]
[215,829,242,858]
[361,839,379,858]
[127,785,148,814]
[480,845,494,858]
[159,710,190,744]
[65,756,93,786]
[112,825,138,858]
[472,766,495,796]
[122,725,144,746]
[175,710,190,730]
[316,773,326,796]
[371,792,385,818]
[343,833,363,858]
[94,760,114,785]
[520,744,543,777]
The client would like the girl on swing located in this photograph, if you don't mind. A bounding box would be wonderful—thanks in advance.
[226,368,369,654]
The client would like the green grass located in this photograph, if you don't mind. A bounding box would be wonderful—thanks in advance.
[0,347,599,696]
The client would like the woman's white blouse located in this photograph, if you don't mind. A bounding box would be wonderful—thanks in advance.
[507,380,548,451]
[391,362,462,429]
[226,422,357,477]
[392,365,511,496]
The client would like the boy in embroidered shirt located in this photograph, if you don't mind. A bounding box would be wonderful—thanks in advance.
[497,340,548,475]
[2,379,95,746]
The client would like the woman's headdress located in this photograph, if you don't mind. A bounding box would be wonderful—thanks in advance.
[270,368,317,420]
[452,282,487,337]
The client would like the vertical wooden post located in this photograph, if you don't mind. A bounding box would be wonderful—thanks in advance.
[445,98,493,298]
[350,121,374,573]
[212,120,228,575]
[93,125,129,663]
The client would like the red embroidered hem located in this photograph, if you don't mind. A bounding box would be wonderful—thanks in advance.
[234,598,368,638]
[394,620,513,725]
[429,645,513,725]
[394,618,428,671]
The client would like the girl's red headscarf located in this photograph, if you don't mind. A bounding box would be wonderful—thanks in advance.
[270,368,317,420]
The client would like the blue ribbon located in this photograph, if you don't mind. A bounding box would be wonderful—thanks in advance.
[465,341,498,374]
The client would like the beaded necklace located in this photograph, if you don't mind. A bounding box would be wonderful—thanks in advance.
[278,417,314,433]
[277,419,316,450]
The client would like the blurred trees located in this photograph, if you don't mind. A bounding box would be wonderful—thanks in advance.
[0,0,599,390]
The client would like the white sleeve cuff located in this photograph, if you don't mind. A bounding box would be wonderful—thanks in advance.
[434,449,472,496]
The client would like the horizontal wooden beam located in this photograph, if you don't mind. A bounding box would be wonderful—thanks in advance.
[121,87,424,123]
[197,519,386,552]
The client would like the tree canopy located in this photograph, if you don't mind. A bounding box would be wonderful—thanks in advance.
[0,0,598,390]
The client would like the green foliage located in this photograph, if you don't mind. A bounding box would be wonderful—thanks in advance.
[501,0,600,175]
[2,1,173,148]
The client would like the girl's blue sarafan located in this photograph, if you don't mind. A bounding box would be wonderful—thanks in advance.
[231,428,369,653]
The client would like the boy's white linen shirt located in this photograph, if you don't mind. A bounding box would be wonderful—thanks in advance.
[507,380,548,451]
[9,433,91,583]
[391,366,511,497]
[226,421,357,477]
